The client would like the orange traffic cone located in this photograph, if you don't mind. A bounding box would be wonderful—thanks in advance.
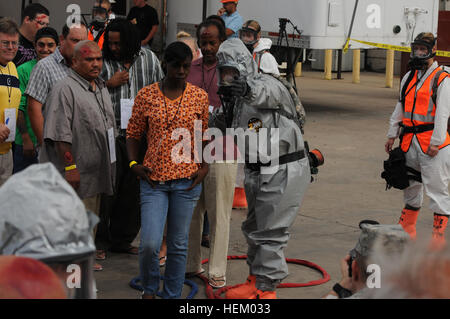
[430,213,449,250]
[233,187,248,209]
[398,208,419,240]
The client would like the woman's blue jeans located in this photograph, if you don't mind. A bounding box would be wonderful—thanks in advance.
[139,178,202,299]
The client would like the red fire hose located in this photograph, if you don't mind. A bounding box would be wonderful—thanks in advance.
[196,255,330,299]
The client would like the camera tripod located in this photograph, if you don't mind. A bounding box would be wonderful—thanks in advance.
[276,18,303,92]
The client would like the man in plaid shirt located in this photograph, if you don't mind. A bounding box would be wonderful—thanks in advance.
[26,23,88,147]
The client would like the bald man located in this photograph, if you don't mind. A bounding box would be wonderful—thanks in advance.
[41,40,116,272]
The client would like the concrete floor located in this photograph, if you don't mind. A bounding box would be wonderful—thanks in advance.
[95,70,446,299]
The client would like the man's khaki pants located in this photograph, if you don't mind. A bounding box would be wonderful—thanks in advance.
[186,162,238,278]
[0,150,13,187]
[83,194,101,238]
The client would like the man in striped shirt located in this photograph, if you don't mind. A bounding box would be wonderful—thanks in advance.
[96,18,163,256]
[26,23,88,147]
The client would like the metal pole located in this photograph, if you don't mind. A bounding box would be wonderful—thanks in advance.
[202,0,207,21]
[353,49,361,84]
[21,0,26,20]
[337,49,343,79]
[342,0,359,52]
[385,49,395,88]
[324,49,333,80]
[364,49,369,70]
[160,0,167,55]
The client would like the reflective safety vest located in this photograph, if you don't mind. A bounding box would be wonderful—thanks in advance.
[401,67,450,153]
[88,27,105,49]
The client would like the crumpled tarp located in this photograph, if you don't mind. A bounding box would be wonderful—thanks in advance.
[0,163,97,262]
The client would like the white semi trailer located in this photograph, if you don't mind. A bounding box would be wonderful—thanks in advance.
[0,1,439,52]
[0,0,440,78]
[166,0,439,82]
[167,0,439,49]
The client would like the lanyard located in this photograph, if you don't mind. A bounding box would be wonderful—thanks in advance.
[92,83,110,129]
[92,82,115,164]
[161,81,186,131]
[153,82,186,156]
[0,64,13,105]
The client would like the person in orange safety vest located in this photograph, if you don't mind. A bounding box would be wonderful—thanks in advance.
[88,1,112,49]
[385,32,450,250]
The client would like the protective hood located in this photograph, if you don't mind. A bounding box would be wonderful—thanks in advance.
[0,163,97,263]
[408,38,436,70]
[217,38,258,79]
[254,38,273,52]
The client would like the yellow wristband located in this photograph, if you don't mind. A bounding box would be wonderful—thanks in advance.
[129,161,138,168]
[65,164,77,171]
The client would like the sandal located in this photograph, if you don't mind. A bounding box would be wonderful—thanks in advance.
[141,292,156,299]
[208,275,226,288]
[96,249,106,260]
[185,268,205,278]
[93,263,103,271]
[159,256,167,267]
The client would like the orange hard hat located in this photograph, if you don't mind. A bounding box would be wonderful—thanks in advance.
[221,0,238,3]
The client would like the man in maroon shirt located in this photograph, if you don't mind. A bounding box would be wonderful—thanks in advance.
[185,19,238,288]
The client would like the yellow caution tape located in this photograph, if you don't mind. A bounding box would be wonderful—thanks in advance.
[343,38,450,58]
[438,50,450,58]
[343,38,351,53]
[347,39,411,53]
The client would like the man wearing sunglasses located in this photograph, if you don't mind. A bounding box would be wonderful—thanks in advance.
[13,3,50,67]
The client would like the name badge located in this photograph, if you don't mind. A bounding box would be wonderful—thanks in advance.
[209,105,215,114]
[108,127,116,164]
[120,99,134,129]
[4,108,16,142]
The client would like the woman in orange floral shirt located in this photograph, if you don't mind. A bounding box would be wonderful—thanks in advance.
[126,42,209,299]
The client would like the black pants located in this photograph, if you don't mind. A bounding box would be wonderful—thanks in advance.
[95,135,146,251]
